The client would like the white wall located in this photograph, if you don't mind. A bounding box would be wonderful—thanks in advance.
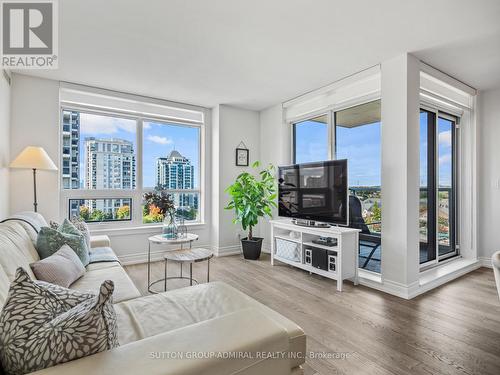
[211,104,261,255]
[258,104,290,250]
[10,74,60,220]
[477,88,500,264]
[380,54,420,296]
[0,70,11,219]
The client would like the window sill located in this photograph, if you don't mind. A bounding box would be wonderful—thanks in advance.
[89,222,206,236]
[419,257,479,286]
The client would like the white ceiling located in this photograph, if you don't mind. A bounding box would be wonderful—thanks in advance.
[21,0,500,110]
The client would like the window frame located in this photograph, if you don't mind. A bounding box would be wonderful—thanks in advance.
[290,99,382,274]
[59,104,205,229]
[419,105,459,269]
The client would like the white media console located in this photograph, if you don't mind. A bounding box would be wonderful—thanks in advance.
[270,219,360,291]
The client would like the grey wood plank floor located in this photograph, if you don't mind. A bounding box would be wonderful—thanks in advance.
[124,254,500,375]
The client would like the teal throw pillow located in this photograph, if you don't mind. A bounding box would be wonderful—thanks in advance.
[36,226,90,266]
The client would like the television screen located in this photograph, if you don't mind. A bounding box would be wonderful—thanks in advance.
[278,159,348,225]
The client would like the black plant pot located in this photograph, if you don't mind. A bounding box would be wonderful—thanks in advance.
[241,237,263,260]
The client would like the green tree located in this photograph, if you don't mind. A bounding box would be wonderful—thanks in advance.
[79,205,90,221]
[116,205,130,220]
[90,209,106,222]
[372,202,381,222]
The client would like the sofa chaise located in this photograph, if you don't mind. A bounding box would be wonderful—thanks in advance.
[0,212,306,375]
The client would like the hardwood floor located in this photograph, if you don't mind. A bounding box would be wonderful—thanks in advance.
[125,254,500,375]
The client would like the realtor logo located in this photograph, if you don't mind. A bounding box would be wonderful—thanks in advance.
[1,0,58,69]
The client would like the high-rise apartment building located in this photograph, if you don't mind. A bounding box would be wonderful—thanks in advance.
[85,138,136,214]
[62,110,84,218]
[62,110,80,189]
[156,150,197,209]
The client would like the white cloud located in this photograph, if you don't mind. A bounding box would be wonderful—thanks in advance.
[80,113,136,135]
[146,135,173,145]
[143,123,152,130]
[439,130,451,147]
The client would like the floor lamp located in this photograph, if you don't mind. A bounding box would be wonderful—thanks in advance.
[10,146,58,213]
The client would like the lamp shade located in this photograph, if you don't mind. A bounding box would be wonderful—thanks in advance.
[9,146,58,171]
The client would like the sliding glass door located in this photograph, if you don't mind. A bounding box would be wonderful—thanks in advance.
[336,101,382,273]
[292,101,382,273]
[419,109,457,265]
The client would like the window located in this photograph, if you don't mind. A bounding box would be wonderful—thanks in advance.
[69,199,132,222]
[419,109,457,265]
[292,100,382,273]
[61,106,204,226]
[142,121,201,223]
[336,101,382,273]
[293,114,329,163]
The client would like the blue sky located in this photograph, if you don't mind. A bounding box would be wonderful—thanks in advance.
[419,112,453,187]
[78,113,199,189]
[143,122,199,189]
[295,120,381,186]
[295,115,452,188]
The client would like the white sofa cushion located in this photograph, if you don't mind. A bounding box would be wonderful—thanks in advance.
[0,221,40,284]
[114,281,306,368]
[90,235,111,248]
[71,262,141,303]
[27,309,291,375]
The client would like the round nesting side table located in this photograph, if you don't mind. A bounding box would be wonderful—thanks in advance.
[147,233,198,293]
[163,248,214,291]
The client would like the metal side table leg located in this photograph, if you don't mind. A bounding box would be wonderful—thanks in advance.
[164,259,167,292]
[207,258,210,283]
[147,241,151,292]
[190,263,193,286]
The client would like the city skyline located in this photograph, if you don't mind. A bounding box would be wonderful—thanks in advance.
[68,112,200,189]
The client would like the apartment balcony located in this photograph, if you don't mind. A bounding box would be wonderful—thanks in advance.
[419,187,454,264]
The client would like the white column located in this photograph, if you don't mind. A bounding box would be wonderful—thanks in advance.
[380,53,420,298]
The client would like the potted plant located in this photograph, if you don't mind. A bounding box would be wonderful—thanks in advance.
[225,161,277,260]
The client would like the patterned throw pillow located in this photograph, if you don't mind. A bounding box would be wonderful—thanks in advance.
[0,268,118,375]
[36,226,90,266]
[50,218,91,250]
[49,220,59,230]
[70,217,91,249]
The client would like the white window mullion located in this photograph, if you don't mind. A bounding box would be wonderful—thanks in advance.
[134,118,144,226]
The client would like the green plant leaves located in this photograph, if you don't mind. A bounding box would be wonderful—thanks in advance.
[224,161,277,238]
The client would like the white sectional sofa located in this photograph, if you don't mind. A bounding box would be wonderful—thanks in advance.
[0,213,306,375]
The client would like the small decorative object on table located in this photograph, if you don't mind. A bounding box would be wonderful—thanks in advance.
[176,214,188,239]
[162,209,177,239]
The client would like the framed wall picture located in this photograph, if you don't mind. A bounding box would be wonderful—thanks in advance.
[235,148,249,166]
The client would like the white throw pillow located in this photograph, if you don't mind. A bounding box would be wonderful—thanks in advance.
[30,244,85,287]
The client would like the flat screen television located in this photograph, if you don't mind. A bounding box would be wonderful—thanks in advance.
[278,159,348,225]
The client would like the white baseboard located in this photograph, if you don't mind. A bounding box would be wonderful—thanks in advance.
[358,277,420,299]
[415,259,481,297]
[479,257,493,268]
[215,245,242,257]
[359,258,481,299]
